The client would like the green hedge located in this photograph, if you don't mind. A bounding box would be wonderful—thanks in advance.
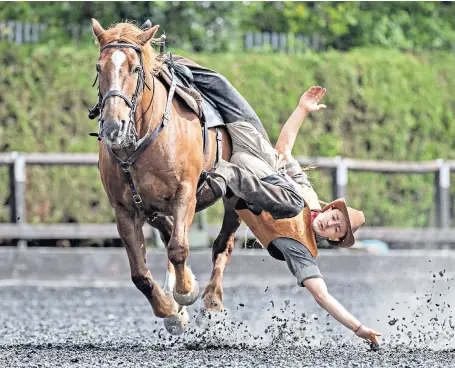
[1,42,454,227]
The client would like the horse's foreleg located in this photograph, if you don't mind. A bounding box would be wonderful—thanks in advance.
[148,215,190,335]
[115,207,182,324]
[167,182,200,306]
[200,197,241,312]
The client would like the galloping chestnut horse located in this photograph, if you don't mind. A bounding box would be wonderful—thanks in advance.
[91,19,241,335]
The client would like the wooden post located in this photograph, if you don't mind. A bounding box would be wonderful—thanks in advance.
[332,156,347,200]
[9,152,27,249]
[435,159,451,228]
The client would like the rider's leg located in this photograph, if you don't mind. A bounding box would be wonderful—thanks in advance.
[172,55,270,142]
[206,158,304,220]
[206,122,304,220]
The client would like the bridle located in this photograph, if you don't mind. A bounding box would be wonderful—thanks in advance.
[89,43,151,147]
[88,38,179,222]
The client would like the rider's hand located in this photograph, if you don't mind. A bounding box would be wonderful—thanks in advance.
[355,325,382,345]
[298,85,327,112]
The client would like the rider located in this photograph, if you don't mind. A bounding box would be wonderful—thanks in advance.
[236,86,382,345]
[168,53,306,221]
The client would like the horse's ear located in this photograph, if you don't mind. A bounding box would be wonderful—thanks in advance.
[92,18,105,41]
[137,25,160,46]
[140,20,152,31]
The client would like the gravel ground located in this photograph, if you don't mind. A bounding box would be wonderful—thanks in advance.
[1,265,455,368]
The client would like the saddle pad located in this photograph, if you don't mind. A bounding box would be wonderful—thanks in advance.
[159,63,225,129]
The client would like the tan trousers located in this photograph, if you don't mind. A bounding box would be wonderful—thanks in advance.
[227,122,285,178]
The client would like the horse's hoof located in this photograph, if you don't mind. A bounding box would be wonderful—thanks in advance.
[163,306,189,336]
[173,279,200,306]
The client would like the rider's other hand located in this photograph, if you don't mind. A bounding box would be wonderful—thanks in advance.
[355,325,382,345]
[299,85,327,112]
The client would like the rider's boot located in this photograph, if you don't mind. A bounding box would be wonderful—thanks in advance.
[206,159,304,220]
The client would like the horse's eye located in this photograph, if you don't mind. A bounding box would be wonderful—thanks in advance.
[133,65,142,74]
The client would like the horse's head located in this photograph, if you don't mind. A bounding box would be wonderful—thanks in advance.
[91,19,160,147]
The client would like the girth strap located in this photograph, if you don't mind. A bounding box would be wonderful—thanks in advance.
[212,128,222,169]
[202,118,208,157]
[196,127,223,195]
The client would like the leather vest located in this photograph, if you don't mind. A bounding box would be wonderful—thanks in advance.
[236,200,318,258]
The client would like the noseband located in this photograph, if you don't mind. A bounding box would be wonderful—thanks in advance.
[89,43,150,145]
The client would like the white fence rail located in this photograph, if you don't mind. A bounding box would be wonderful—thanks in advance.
[0,152,454,248]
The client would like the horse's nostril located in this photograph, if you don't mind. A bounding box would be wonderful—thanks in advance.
[121,120,126,131]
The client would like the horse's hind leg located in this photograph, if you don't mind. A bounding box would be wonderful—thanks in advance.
[167,182,200,306]
[199,196,241,315]
[114,207,186,334]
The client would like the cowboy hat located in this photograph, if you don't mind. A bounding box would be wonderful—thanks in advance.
[320,198,365,248]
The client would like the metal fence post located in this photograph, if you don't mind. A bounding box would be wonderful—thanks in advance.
[332,156,347,200]
[254,32,262,51]
[9,152,27,249]
[271,32,279,51]
[435,159,451,228]
[7,21,14,42]
[31,23,40,43]
[244,32,253,51]
[24,23,31,43]
[15,22,22,45]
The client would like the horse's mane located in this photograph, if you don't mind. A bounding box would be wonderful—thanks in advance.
[98,22,163,74]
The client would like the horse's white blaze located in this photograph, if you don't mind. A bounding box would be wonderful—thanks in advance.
[110,50,126,102]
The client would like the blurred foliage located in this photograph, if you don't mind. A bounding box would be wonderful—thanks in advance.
[1,2,455,52]
[0,42,454,227]
[241,2,455,51]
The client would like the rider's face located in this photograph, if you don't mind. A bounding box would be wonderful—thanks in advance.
[312,208,347,241]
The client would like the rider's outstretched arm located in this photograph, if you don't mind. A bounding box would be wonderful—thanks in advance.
[275,86,326,160]
[304,277,382,345]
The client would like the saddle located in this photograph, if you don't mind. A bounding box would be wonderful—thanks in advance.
[159,60,225,129]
